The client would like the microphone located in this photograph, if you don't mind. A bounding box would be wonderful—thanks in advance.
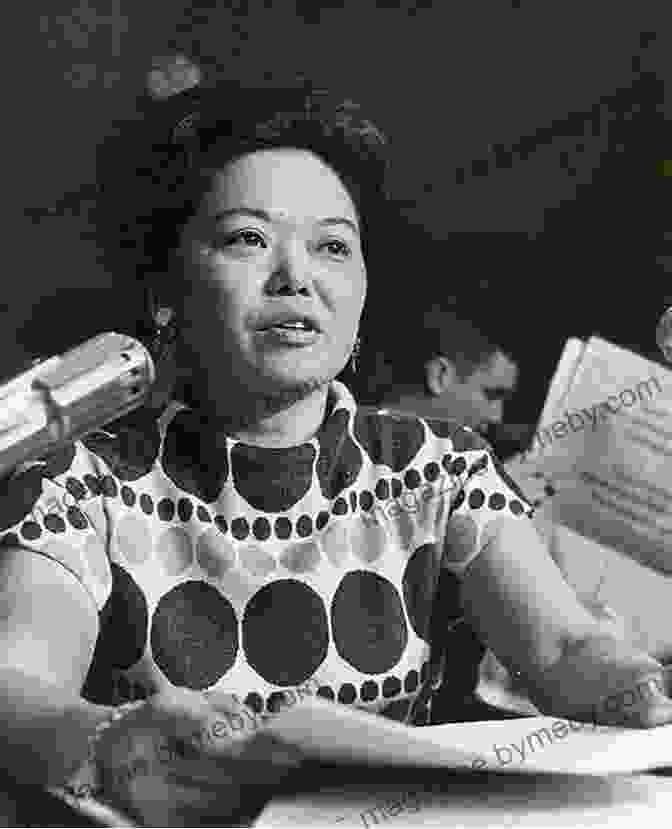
[0,332,155,479]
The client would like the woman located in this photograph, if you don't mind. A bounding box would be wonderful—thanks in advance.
[1,73,671,826]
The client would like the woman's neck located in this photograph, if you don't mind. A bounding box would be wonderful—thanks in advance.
[184,379,331,448]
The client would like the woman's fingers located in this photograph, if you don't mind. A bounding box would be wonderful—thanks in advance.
[589,668,672,727]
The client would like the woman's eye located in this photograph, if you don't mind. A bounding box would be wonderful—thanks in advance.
[318,239,351,258]
[222,230,267,249]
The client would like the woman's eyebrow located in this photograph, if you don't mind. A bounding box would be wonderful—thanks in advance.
[214,207,272,224]
[213,208,359,236]
[319,217,360,236]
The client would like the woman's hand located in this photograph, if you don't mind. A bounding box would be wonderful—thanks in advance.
[532,635,672,728]
[95,687,303,827]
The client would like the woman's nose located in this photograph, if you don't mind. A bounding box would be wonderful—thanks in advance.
[265,246,312,296]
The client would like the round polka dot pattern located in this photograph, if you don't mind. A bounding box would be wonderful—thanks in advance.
[350,518,387,564]
[18,382,523,718]
[232,442,315,511]
[332,571,408,674]
[332,497,348,516]
[403,543,440,640]
[243,580,328,685]
[317,685,335,701]
[121,486,136,507]
[196,528,236,578]
[93,563,148,670]
[338,683,357,704]
[245,692,264,714]
[239,544,276,578]
[84,474,102,496]
[382,676,402,698]
[321,522,350,567]
[279,540,321,573]
[161,411,228,503]
[359,491,374,511]
[424,462,440,482]
[177,498,193,522]
[468,489,485,509]
[139,494,154,515]
[451,457,467,476]
[404,669,419,694]
[443,515,479,566]
[83,412,160,481]
[66,477,87,501]
[231,517,249,541]
[116,514,152,566]
[0,464,46,532]
[252,517,271,541]
[296,515,313,538]
[404,469,421,489]
[156,527,193,576]
[488,492,506,510]
[44,514,66,534]
[361,680,378,702]
[101,476,118,499]
[375,480,389,501]
[157,498,175,522]
[353,410,424,473]
[317,409,362,498]
[316,511,330,531]
[274,517,292,540]
[151,581,238,689]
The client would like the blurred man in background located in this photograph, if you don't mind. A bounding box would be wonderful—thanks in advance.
[365,306,520,438]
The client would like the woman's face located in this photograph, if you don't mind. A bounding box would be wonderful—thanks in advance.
[176,149,367,399]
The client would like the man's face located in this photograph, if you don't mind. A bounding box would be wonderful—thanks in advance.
[437,351,518,432]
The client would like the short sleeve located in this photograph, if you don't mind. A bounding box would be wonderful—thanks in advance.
[0,443,112,612]
[440,430,535,576]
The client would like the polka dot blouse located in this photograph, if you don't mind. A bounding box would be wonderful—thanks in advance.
[0,381,533,723]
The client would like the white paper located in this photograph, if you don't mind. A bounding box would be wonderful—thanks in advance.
[255,774,672,828]
[266,696,672,776]
[520,336,672,576]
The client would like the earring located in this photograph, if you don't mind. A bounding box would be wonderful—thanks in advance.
[151,306,177,362]
[147,306,179,408]
[350,336,361,374]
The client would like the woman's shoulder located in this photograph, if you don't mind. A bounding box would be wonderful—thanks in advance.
[347,405,491,485]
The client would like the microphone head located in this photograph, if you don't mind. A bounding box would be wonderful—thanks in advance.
[656,307,672,362]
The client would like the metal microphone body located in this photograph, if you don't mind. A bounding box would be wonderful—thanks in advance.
[0,333,155,478]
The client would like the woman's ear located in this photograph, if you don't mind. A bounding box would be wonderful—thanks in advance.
[425,355,458,397]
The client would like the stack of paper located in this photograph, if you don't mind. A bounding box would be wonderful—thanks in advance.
[265,695,672,777]
[509,336,672,658]
[257,696,672,827]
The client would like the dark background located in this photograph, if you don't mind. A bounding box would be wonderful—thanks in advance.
[9,0,671,425]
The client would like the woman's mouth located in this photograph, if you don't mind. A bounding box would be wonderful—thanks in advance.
[258,320,321,346]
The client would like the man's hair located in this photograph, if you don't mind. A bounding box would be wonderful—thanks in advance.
[95,78,388,287]
[421,307,500,381]
[359,306,500,403]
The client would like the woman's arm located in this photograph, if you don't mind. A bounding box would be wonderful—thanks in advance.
[0,546,112,786]
[460,516,672,725]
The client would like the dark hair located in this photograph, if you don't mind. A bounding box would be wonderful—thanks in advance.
[421,308,501,381]
[96,78,388,289]
[358,307,501,403]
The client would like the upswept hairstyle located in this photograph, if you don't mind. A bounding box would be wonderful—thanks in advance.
[96,73,389,288]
